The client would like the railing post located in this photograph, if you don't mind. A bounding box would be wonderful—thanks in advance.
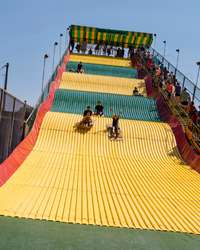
[182,76,186,88]
[152,48,155,57]
[21,100,27,140]
[193,85,197,101]
[0,89,6,115]
[162,55,164,64]
[8,97,16,156]
[4,63,9,91]
[0,89,3,120]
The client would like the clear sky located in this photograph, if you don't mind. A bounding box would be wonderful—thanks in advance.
[0,0,200,106]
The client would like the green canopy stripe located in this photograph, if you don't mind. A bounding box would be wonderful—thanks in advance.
[128,33,133,46]
[138,33,144,46]
[70,25,153,48]
[85,27,90,40]
[133,33,139,47]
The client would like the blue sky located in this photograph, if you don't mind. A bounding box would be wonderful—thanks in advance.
[0,0,200,105]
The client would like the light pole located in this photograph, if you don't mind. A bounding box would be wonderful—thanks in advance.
[163,40,166,58]
[59,33,63,63]
[162,40,166,64]
[52,42,58,73]
[41,54,49,98]
[175,49,180,73]
[65,27,70,47]
[193,61,200,101]
[0,63,9,114]
[153,34,157,50]
[1,62,9,90]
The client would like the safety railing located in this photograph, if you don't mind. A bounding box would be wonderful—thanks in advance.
[0,88,32,163]
[149,47,200,106]
[161,88,200,151]
[143,48,200,151]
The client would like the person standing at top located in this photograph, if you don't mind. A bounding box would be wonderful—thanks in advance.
[107,46,111,56]
[75,43,80,53]
[121,47,125,58]
[88,47,93,55]
[95,44,100,55]
[103,44,107,55]
[81,39,87,54]
[70,40,75,52]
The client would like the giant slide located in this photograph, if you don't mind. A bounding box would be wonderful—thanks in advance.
[0,53,200,235]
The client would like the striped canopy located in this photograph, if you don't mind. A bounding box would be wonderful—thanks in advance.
[70,25,153,48]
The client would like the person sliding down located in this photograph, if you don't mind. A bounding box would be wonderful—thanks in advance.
[112,114,120,139]
[82,106,93,127]
[95,101,104,116]
[77,61,84,73]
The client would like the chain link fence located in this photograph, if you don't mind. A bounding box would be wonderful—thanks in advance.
[0,88,32,163]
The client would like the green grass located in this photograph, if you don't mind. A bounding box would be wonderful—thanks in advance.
[0,216,199,250]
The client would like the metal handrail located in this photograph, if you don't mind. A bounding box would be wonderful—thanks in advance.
[149,47,200,104]
[141,48,200,148]
[161,90,200,148]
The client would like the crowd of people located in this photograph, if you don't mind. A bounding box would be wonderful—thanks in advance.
[131,47,200,149]
[70,39,130,58]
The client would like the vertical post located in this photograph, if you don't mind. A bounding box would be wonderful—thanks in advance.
[59,33,63,64]
[52,42,58,73]
[175,49,180,76]
[153,34,157,50]
[8,97,16,155]
[193,62,200,101]
[65,27,70,47]
[162,41,166,64]
[182,76,186,88]
[4,62,9,91]
[0,89,3,124]
[152,48,155,57]
[0,89,2,114]
[41,54,49,102]
[163,41,166,58]
[22,100,27,140]
[23,100,27,118]
[0,63,9,116]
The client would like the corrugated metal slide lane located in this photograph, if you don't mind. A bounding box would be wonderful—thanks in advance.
[0,54,200,235]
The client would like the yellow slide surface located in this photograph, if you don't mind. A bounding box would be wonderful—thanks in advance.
[0,112,200,234]
[70,54,131,67]
[60,72,146,96]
